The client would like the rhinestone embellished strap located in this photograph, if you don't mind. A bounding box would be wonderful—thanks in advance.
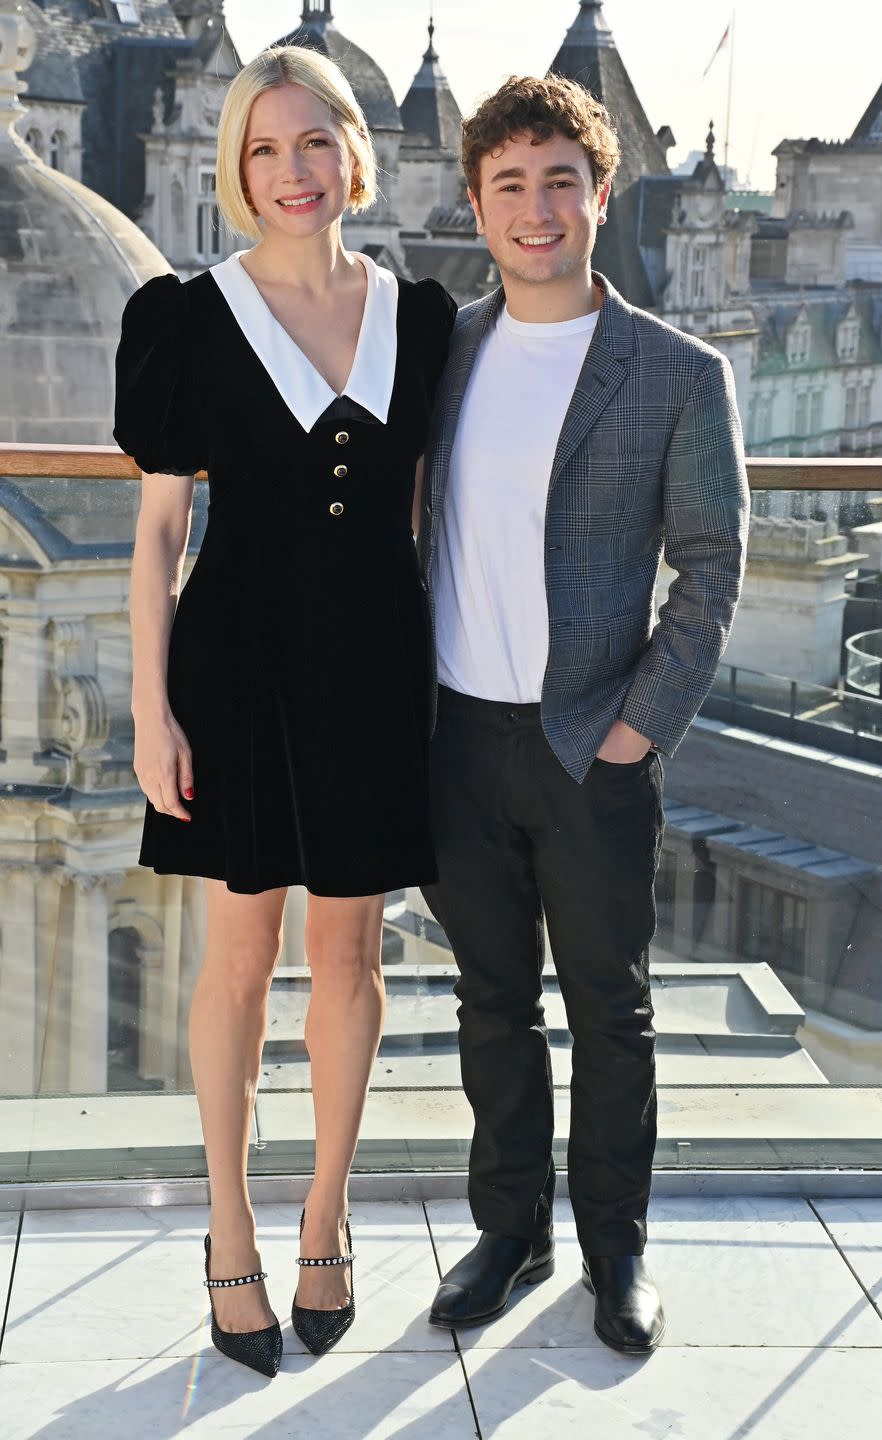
[204,1269,268,1289]
[296,1252,355,1267]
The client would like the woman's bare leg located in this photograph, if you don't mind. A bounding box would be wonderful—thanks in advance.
[190,878,287,1333]
[296,892,386,1311]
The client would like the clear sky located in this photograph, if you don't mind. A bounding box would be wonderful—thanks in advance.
[222,1,881,192]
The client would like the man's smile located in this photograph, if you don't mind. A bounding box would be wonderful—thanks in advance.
[514,234,565,249]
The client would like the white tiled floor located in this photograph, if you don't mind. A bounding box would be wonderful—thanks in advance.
[1,1198,881,1438]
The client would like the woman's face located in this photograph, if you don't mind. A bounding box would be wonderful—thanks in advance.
[241,83,356,237]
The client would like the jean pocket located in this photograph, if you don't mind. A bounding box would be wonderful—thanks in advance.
[592,752,652,772]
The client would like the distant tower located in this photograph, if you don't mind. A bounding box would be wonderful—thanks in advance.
[398,15,464,231]
[550,0,671,305]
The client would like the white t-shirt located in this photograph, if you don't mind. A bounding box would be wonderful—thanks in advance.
[433,303,600,702]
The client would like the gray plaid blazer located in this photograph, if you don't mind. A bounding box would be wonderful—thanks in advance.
[418,271,750,781]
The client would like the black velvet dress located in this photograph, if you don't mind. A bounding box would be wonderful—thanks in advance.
[114,254,456,896]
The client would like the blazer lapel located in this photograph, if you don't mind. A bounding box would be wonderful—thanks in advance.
[550,273,634,488]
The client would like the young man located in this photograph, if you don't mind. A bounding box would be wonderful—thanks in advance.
[418,75,750,1354]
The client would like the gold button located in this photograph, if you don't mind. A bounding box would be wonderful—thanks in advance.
[335,431,350,445]
[334,464,348,478]
[329,502,344,516]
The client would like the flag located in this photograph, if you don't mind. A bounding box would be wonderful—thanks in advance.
[702,24,730,79]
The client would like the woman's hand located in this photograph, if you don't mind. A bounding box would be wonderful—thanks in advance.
[133,704,194,820]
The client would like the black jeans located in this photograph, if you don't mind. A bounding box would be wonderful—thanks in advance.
[421,686,664,1256]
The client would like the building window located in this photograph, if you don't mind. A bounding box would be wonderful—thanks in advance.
[678,245,688,304]
[794,390,809,437]
[49,130,65,171]
[107,1,141,22]
[810,389,823,435]
[25,127,43,160]
[196,170,223,261]
[690,246,708,305]
[753,392,774,444]
[736,878,807,973]
[171,177,185,242]
[859,383,872,428]
[837,317,859,361]
[844,384,858,430]
[787,320,810,366]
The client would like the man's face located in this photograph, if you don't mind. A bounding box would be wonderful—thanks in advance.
[469,131,610,288]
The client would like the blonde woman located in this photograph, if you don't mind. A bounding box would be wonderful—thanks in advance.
[114,47,456,1375]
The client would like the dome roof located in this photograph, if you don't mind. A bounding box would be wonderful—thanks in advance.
[1,130,170,444]
[274,5,402,133]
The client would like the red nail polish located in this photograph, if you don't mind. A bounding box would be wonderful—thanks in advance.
[184,787,194,799]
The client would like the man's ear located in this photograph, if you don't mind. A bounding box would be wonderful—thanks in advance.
[597,179,612,219]
[467,187,485,236]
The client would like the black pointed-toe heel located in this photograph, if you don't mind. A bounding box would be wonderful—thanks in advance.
[204,1234,283,1377]
[291,1209,356,1357]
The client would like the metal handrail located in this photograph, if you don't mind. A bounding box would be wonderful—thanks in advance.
[1,444,881,490]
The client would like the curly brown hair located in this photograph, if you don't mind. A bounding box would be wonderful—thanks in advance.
[462,74,620,198]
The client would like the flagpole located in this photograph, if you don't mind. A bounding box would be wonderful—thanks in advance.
[724,10,735,183]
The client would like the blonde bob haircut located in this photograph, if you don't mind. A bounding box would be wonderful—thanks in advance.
[215,45,377,240]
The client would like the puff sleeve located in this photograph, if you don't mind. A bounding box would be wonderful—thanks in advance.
[113,273,207,476]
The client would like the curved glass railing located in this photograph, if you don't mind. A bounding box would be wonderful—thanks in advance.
[1,446,881,1184]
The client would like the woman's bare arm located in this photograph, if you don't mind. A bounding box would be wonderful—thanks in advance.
[130,472,196,820]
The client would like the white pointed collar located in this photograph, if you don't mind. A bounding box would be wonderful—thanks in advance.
[209,249,399,433]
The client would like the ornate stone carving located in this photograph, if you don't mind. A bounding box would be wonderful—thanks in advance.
[49,619,87,655]
[0,5,36,119]
[152,87,165,135]
[58,674,109,754]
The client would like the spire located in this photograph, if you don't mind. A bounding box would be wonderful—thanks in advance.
[425,13,438,62]
[407,13,450,94]
[400,13,462,152]
[692,119,723,188]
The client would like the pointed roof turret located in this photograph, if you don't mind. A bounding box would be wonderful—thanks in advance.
[549,0,669,305]
[400,14,462,154]
[560,0,615,50]
[691,119,724,187]
[852,79,882,141]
